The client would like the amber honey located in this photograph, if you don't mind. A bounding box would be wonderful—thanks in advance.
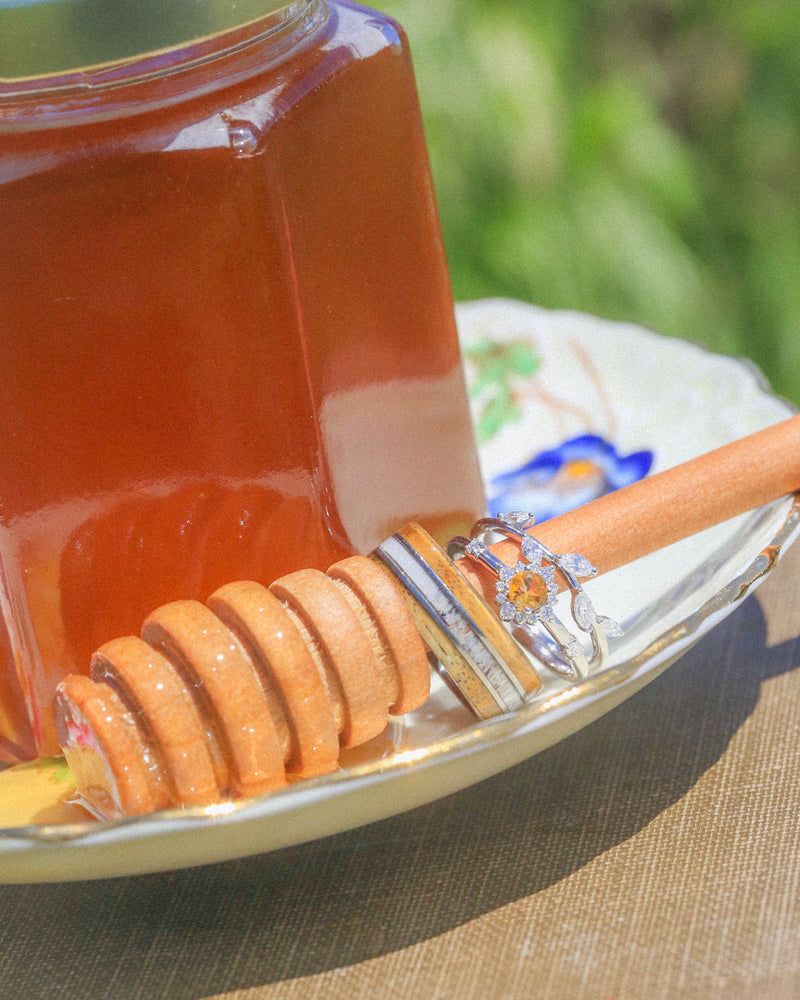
[0,2,484,760]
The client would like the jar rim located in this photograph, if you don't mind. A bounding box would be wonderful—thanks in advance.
[0,0,314,88]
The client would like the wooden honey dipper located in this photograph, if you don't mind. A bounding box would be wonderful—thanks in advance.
[55,414,800,819]
[55,559,431,819]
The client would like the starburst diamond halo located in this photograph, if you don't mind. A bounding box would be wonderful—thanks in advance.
[469,510,625,680]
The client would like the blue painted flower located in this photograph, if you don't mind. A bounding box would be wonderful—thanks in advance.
[488,434,654,522]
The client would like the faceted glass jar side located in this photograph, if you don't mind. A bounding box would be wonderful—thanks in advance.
[0,0,485,760]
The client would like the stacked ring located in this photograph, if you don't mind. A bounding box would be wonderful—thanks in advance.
[373,522,541,717]
[374,516,622,720]
[448,512,622,682]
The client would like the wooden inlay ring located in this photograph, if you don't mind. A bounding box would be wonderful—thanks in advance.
[374,522,542,718]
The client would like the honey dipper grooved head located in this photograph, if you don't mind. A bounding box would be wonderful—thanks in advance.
[207,580,339,778]
[90,635,220,807]
[54,673,170,819]
[141,600,286,799]
[326,555,430,715]
[268,569,388,748]
[53,547,441,819]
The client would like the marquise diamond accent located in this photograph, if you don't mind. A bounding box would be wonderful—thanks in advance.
[558,552,598,578]
[499,511,536,530]
[520,535,546,567]
[572,590,596,631]
[596,615,624,638]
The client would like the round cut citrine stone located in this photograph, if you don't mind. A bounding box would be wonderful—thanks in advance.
[507,569,548,612]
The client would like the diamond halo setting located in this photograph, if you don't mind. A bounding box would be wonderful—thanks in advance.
[449,511,623,682]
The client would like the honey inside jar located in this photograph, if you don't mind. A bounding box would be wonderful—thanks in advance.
[0,1,485,760]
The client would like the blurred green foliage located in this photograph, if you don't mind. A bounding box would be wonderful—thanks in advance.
[380,0,800,405]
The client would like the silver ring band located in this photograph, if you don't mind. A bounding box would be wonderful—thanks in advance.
[449,512,622,681]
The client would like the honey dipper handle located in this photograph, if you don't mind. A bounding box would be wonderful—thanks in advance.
[460,413,800,595]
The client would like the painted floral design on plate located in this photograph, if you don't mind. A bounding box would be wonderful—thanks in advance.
[460,301,654,521]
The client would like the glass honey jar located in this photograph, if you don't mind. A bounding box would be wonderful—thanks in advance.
[0,0,485,760]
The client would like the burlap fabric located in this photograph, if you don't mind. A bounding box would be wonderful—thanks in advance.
[1,539,798,1000]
